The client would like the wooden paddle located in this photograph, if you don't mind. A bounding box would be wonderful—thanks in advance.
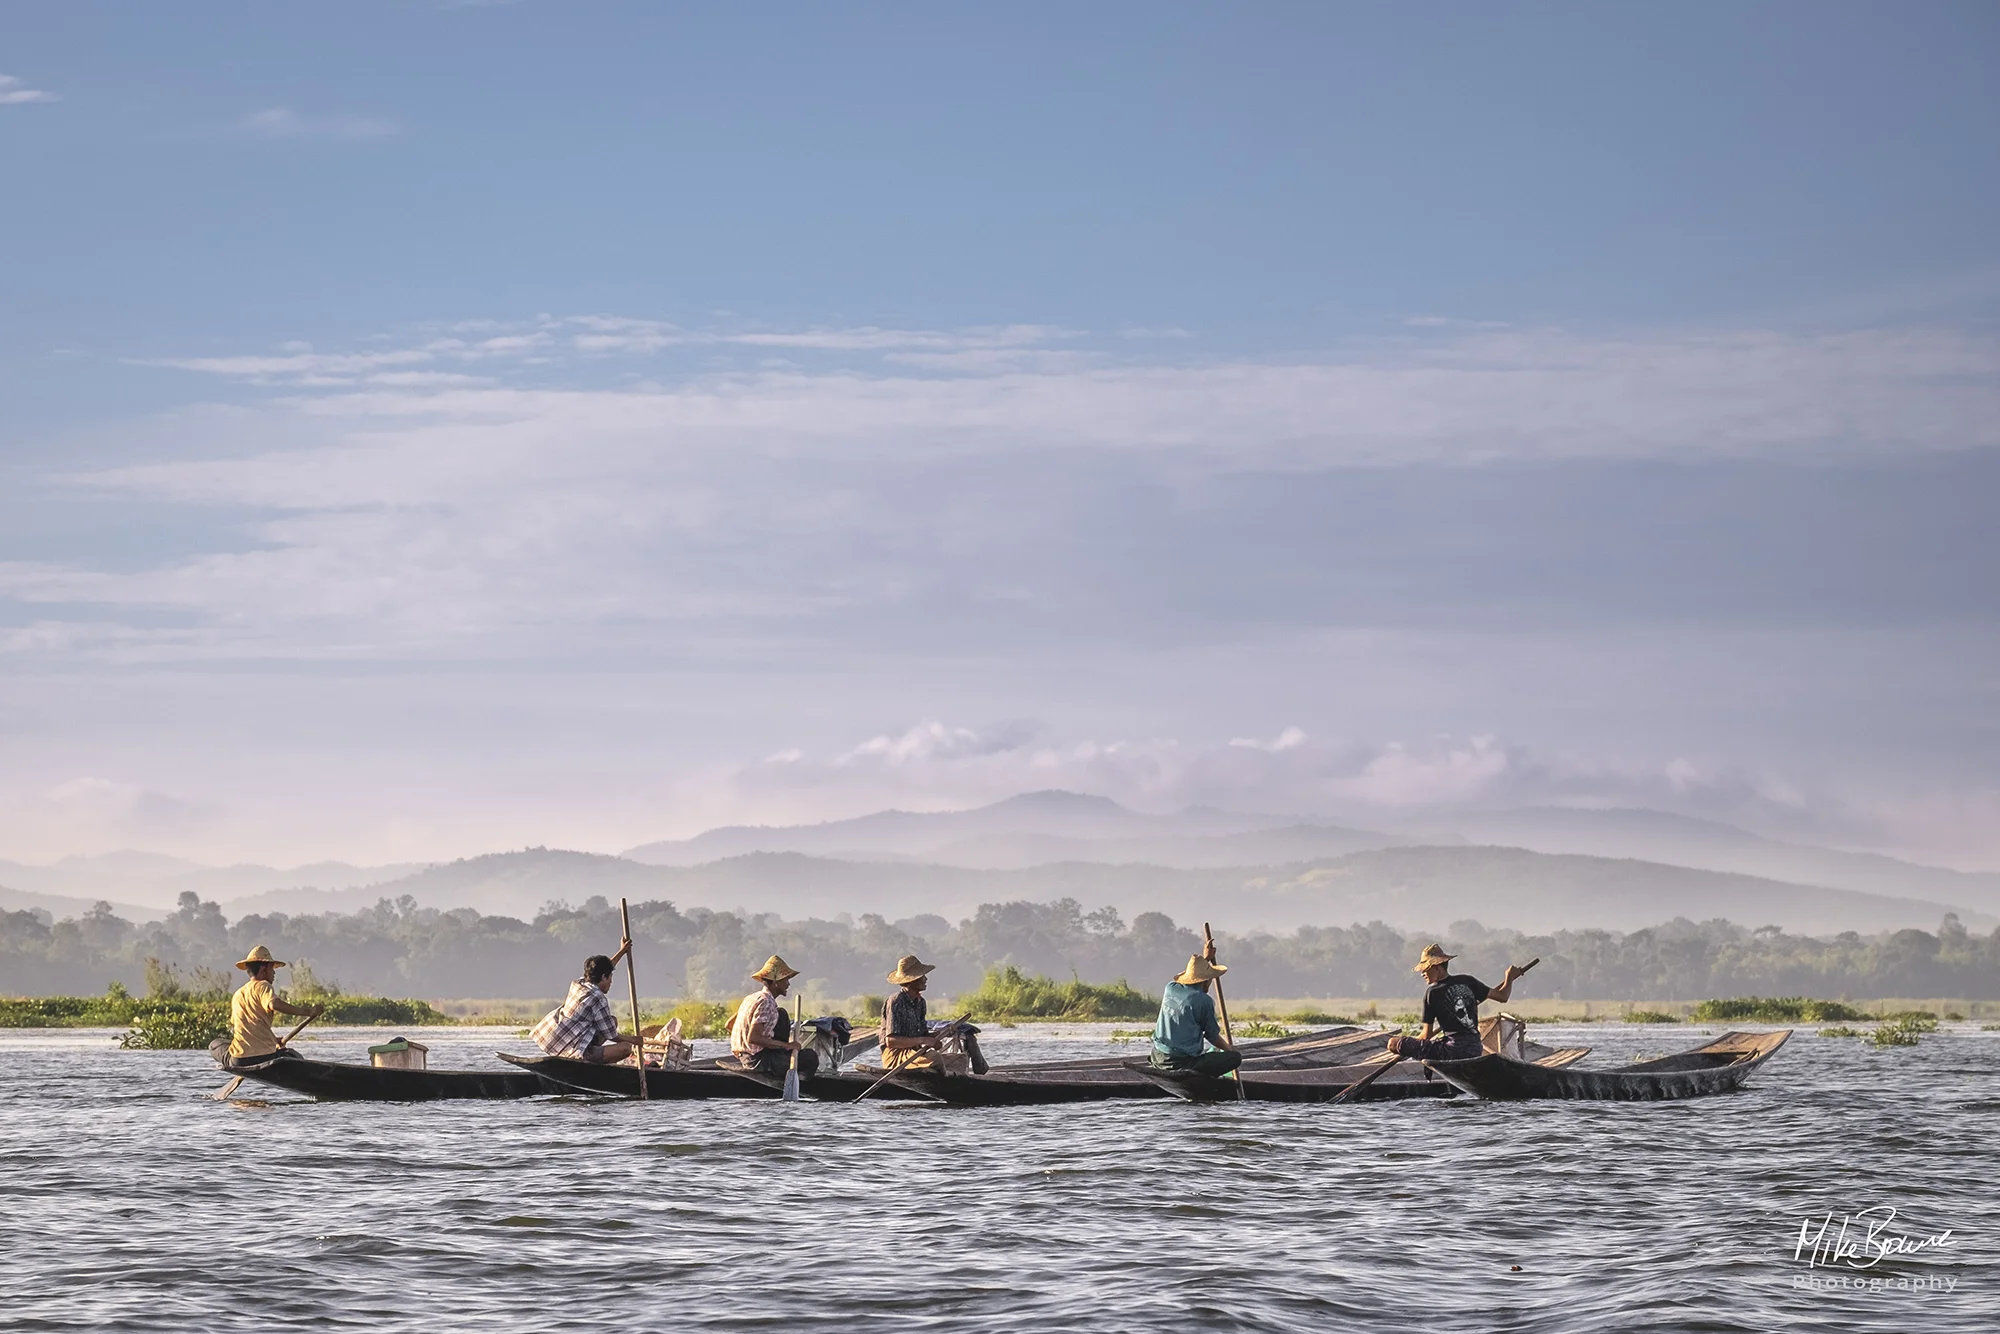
[1330,957,1541,1105]
[620,898,648,1102]
[1202,922,1244,1102]
[1328,1051,1402,1105]
[782,987,802,1101]
[856,1010,969,1101]
[209,1011,319,1101]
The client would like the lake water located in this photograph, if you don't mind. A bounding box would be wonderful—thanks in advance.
[0,1023,1991,1332]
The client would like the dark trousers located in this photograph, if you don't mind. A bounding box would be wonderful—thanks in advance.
[746,1048,819,1078]
[1395,1031,1482,1062]
[1152,1048,1243,1079]
[228,1047,302,1071]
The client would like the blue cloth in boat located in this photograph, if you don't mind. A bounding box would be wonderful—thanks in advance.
[1150,981,1225,1065]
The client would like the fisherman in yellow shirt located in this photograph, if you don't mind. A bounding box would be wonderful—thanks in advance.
[227,945,323,1068]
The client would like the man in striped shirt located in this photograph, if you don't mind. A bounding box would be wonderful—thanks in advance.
[531,943,639,1063]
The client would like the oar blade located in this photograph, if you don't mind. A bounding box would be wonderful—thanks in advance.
[209,1076,244,1101]
[782,1068,801,1101]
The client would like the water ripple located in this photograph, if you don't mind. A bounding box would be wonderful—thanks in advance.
[0,1026,1993,1331]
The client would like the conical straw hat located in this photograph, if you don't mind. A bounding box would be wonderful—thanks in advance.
[751,955,800,982]
[235,944,287,971]
[887,954,936,985]
[1175,955,1226,984]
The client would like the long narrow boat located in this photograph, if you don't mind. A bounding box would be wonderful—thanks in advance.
[509,1025,1503,1106]
[1126,1035,1592,1105]
[1425,1029,1791,1102]
[230,1055,552,1101]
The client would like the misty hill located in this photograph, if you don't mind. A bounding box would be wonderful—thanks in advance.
[623,790,1420,868]
[1403,808,2000,914]
[0,883,163,924]
[219,844,1985,937]
[0,853,425,912]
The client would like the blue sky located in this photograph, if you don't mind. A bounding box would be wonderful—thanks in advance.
[3,3,1998,867]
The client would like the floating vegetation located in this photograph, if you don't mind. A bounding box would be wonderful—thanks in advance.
[1235,1020,1294,1038]
[1625,1011,1680,1024]
[118,1002,230,1050]
[1691,997,1869,1023]
[956,966,1155,1021]
[1871,1015,1937,1048]
[1817,1026,1866,1038]
[1,991,450,1031]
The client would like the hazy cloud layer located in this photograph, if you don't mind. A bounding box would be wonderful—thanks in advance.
[5,315,1998,869]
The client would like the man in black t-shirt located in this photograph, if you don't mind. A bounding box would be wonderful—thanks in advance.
[1386,943,1527,1062]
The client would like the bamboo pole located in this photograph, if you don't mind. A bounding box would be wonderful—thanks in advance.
[1202,922,1243,1101]
[620,898,648,1102]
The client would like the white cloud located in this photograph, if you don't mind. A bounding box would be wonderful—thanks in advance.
[1338,735,1512,807]
[235,107,399,141]
[0,74,58,105]
[1230,726,1308,753]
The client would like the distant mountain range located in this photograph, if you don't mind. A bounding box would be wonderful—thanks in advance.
[3,790,1993,936]
[0,851,424,921]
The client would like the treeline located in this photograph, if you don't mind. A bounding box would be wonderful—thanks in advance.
[4,892,1998,1002]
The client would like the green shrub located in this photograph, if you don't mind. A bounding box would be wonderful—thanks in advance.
[668,998,733,1039]
[1235,1020,1294,1038]
[1286,1009,1354,1025]
[1691,997,1868,1023]
[1817,1026,1866,1038]
[319,997,451,1026]
[956,966,1156,1021]
[120,1002,230,1050]
[1626,1010,1680,1024]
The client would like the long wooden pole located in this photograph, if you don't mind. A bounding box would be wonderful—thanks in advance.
[620,898,648,1102]
[1202,922,1242,1101]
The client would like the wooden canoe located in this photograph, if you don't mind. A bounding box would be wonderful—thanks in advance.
[1425,1029,1791,1101]
[507,1026,1391,1103]
[231,1055,552,1101]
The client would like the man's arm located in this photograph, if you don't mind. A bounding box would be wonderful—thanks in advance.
[272,996,322,1018]
[1486,965,1524,1005]
[746,1010,799,1052]
[1201,996,1231,1050]
[879,996,942,1050]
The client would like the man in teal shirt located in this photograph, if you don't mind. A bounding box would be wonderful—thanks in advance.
[1149,954,1240,1078]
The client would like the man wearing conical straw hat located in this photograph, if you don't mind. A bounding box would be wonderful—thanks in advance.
[226,945,324,1067]
[1386,943,1527,1062]
[1148,953,1240,1079]
[878,954,980,1076]
[729,956,818,1078]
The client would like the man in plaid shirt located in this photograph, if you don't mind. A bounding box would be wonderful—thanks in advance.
[531,942,638,1063]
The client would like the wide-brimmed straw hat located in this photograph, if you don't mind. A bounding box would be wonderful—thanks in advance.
[1413,943,1456,973]
[887,954,937,985]
[751,955,800,983]
[235,944,287,971]
[1175,955,1227,985]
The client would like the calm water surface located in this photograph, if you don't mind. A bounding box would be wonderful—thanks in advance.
[0,1024,1992,1332]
